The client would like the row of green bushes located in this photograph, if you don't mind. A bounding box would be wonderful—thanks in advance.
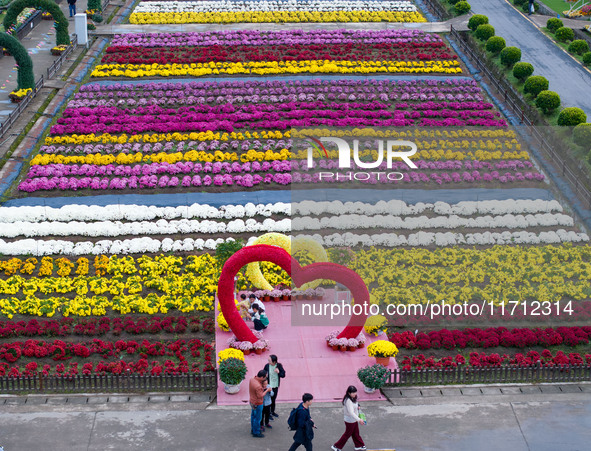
[545,17,591,65]
[466,14,590,161]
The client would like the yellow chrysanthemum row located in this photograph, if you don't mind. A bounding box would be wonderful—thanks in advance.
[129,10,426,24]
[91,60,461,78]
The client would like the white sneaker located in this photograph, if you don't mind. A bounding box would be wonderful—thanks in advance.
[355,447,367,451]
[331,446,341,451]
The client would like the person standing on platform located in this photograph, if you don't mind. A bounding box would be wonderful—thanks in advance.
[263,354,285,418]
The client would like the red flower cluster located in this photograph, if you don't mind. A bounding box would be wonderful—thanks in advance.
[0,338,213,370]
[400,350,591,370]
[102,43,457,65]
[390,326,591,350]
[0,315,214,339]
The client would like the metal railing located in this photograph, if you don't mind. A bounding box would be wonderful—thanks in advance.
[0,75,44,140]
[0,372,217,393]
[422,0,452,21]
[386,364,591,386]
[15,11,43,40]
[450,25,591,209]
[47,34,78,79]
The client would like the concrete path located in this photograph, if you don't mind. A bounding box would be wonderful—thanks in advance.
[0,385,590,450]
[95,15,470,36]
[0,1,88,117]
[468,0,591,115]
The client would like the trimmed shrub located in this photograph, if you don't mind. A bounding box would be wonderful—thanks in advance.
[568,40,590,56]
[524,75,549,97]
[475,24,495,41]
[92,14,104,23]
[88,0,102,11]
[500,46,522,67]
[535,91,561,114]
[546,18,563,33]
[557,107,587,127]
[486,36,506,54]
[513,0,526,5]
[513,62,534,81]
[468,14,488,31]
[454,1,471,15]
[583,52,591,66]
[87,22,96,30]
[573,123,591,147]
[555,27,575,43]
[4,0,70,45]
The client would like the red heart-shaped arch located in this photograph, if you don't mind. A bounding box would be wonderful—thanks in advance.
[218,244,369,343]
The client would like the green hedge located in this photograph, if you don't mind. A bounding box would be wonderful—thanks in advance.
[513,62,534,81]
[475,24,495,41]
[524,75,549,98]
[557,107,587,127]
[0,33,35,90]
[535,91,561,115]
[555,27,575,43]
[87,0,102,11]
[583,52,591,66]
[486,36,506,54]
[454,1,471,15]
[573,123,591,147]
[468,14,488,31]
[500,46,521,67]
[546,18,563,33]
[4,0,70,45]
[568,40,590,56]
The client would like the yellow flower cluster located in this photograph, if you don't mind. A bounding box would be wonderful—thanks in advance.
[217,312,230,332]
[218,348,244,365]
[364,315,388,336]
[292,128,517,140]
[0,254,220,318]
[31,148,291,166]
[367,340,399,358]
[0,256,89,277]
[92,60,461,78]
[9,88,32,98]
[129,11,426,25]
[344,245,591,307]
[44,130,290,145]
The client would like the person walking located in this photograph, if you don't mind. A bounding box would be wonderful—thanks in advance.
[263,354,285,418]
[67,0,77,17]
[528,0,535,15]
[249,370,271,438]
[260,380,273,431]
[288,393,315,451]
[331,386,366,451]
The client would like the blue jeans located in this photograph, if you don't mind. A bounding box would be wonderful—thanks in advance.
[251,404,263,435]
[69,4,76,16]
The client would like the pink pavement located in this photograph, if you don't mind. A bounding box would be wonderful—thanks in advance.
[215,298,398,406]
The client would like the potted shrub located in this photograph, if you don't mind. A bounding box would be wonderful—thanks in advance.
[367,340,399,366]
[219,357,247,394]
[281,289,291,301]
[253,339,268,354]
[347,338,359,351]
[357,332,367,348]
[270,289,281,302]
[328,338,339,351]
[364,315,388,337]
[336,338,348,352]
[357,364,392,393]
[315,287,325,299]
[239,340,254,356]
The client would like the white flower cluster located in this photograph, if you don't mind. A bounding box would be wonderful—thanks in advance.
[0,218,291,238]
[293,213,574,231]
[0,202,290,223]
[292,199,563,217]
[0,236,238,256]
[134,0,418,13]
[300,230,589,247]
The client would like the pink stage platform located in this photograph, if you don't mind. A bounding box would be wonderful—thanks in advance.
[215,298,398,406]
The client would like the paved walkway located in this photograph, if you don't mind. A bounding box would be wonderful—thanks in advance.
[468,0,591,115]
[95,15,470,35]
[0,1,88,117]
[0,386,590,450]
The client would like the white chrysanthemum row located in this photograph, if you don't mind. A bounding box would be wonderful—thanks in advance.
[292,199,563,217]
[0,199,560,225]
[293,213,575,231]
[134,0,418,13]
[290,230,589,248]
[0,202,290,223]
[0,218,291,238]
[0,237,237,256]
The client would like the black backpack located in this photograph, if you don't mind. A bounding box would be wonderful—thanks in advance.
[287,407,299,430]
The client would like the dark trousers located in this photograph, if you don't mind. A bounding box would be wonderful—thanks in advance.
[253,319,267,331]
[270,385,279,414]
[68,4,76,16]
[334,421,364,449]
[261,405,271,426]
[288,439,313,451]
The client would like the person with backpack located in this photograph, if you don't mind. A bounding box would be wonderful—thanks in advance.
[263,354,285,418]
[331,386,366,451]
[288,393,315,451]
[249,370,271,438]
[251,304,269,331]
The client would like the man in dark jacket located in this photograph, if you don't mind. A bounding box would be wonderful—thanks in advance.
[288,393,314,451]
[67,0,76,17]
[263,354,285,418]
